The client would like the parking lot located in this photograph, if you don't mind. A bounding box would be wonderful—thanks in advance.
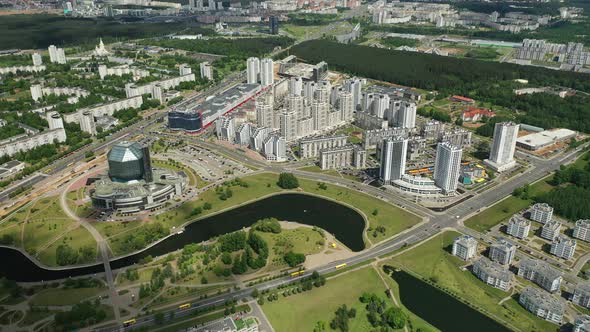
[167,144,252,183]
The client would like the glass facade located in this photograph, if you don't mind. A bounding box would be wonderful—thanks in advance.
[108,142,145,182]
[168,111,202,132]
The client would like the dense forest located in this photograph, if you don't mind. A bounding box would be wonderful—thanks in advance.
[147,36,293,59]
[291,40,590,132]
[0,15,213,49]
[536,153,590,220]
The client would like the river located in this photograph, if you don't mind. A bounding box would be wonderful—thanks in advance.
[1,193,366,282]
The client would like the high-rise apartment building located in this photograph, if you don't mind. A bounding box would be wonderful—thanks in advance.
[246,57,260,84]
[433,142,462,194]
[79,109,97,136]
[485,122,519,172]
[260,58,274,87]
[279,110,298,142]
[338,89,354,122]
[289,77,303,96]
[255,94,275,129]
[199,62,213,80]
[269,16,279,35]
[379,137,408,184]
[32,53,42,66]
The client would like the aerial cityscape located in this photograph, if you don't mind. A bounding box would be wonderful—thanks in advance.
[0,0,589,331]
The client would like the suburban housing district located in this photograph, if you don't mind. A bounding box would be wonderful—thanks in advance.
[0,0,590,331]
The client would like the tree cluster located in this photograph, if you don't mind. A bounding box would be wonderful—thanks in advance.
[360,292,407,330]
[277,173,299,189]
[252,218,282,233]
[283,251,306,267]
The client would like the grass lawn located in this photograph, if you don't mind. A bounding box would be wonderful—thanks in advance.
[298,165,341,178]
[386,231,557,332]
[116,266,159,287]
[36,226,98,266]
[262,266,395,332]
[258,227,324,269]
[17,310,55,327]
[465,176,553,232]
[30,287,105,306]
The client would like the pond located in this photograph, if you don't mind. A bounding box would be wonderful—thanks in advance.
[1,193,366,282]
[386,267,511,332]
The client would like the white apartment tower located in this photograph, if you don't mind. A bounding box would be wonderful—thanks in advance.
[541,220,561,241]
[260,58,274,87]
[279,110,298,142]
[46,111,64,130]
[507,215,531,239]
[345,78,363,109]
[379,137,408,185]
[246,57,260,84]
[215,116,235,142]
[285,94,304,118]
[433,142,462,194]
[32,53,42,66]
[179,64,192,76]
[49,45,66,64]
[397,101,417,129]
[200,62,213,80]
[311,101,329,131]
[304,81,317,104]
[452,235,478,260]
[485,122,519,172]
[530,203,553,224]
[48,45,58,63]
[79,110,97,136]
[338,89,354,122]
[550,236,576,260]
[289,77,303,96]
[255,94,275,129]
[30,84,43,102]
[489,238,516,265]
[574,220,590,242]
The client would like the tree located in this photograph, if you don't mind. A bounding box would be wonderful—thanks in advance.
[284,251,306,267]
[277,173,299,189]
[382,307,406,329]
[251,288,260,298]
[313,321,327,332]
